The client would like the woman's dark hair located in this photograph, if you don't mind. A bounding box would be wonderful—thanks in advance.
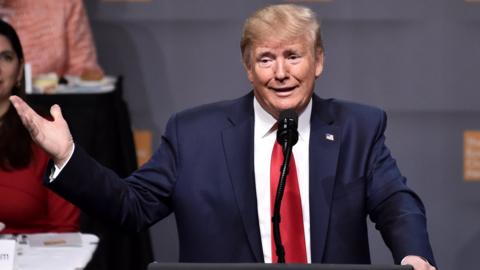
[0,19,32,170]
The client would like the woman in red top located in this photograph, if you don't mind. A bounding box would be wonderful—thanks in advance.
[0,19,79,234]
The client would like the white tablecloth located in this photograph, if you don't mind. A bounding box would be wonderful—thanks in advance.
[14,233,98,270]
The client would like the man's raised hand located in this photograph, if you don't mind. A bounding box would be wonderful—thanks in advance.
[9,95,73,167]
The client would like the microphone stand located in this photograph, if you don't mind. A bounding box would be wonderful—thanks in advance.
[272,140,293,263]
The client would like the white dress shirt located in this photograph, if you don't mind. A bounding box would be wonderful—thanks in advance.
[253,97,312,263]
[49,144,75,181]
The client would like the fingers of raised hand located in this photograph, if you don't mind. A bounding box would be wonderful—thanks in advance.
[50,104,64,121]
[9,95,41,135]
[24,112,40,138]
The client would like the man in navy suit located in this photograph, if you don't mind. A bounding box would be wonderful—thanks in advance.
[11,4,435,270]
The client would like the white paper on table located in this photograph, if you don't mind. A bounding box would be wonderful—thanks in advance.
[27,233,82,247]
[16,233,99,270]
[0,239,16,270]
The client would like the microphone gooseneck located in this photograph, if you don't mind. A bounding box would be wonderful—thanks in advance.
[272,109,299,263]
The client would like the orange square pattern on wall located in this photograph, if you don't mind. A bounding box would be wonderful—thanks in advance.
[464,130,480,181]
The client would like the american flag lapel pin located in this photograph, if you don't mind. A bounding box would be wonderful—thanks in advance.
[325,133,334,141]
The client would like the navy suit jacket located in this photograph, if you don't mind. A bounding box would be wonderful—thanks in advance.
[48,92,435,265]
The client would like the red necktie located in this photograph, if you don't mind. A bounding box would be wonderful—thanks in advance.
[270,141,307,263]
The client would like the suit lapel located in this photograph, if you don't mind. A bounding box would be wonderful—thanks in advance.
[221,93,263,262]
[309,95,341,262]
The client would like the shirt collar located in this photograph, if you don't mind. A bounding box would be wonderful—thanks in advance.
[253,97,312,142]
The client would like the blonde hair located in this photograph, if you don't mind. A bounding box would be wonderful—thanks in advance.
[240,4,324,67]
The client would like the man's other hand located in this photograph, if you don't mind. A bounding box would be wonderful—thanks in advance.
[401,255,436,270]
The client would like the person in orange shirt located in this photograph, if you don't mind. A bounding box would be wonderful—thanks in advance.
[0,0,102,77]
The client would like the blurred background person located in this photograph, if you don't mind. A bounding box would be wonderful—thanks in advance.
[0,0,103,79]
[0,19,79,234]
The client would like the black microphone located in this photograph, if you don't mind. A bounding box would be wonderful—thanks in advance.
[276,109,299,149]
[272,109,299,263]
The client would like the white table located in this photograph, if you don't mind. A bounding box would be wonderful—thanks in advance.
[13,233,98,270]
